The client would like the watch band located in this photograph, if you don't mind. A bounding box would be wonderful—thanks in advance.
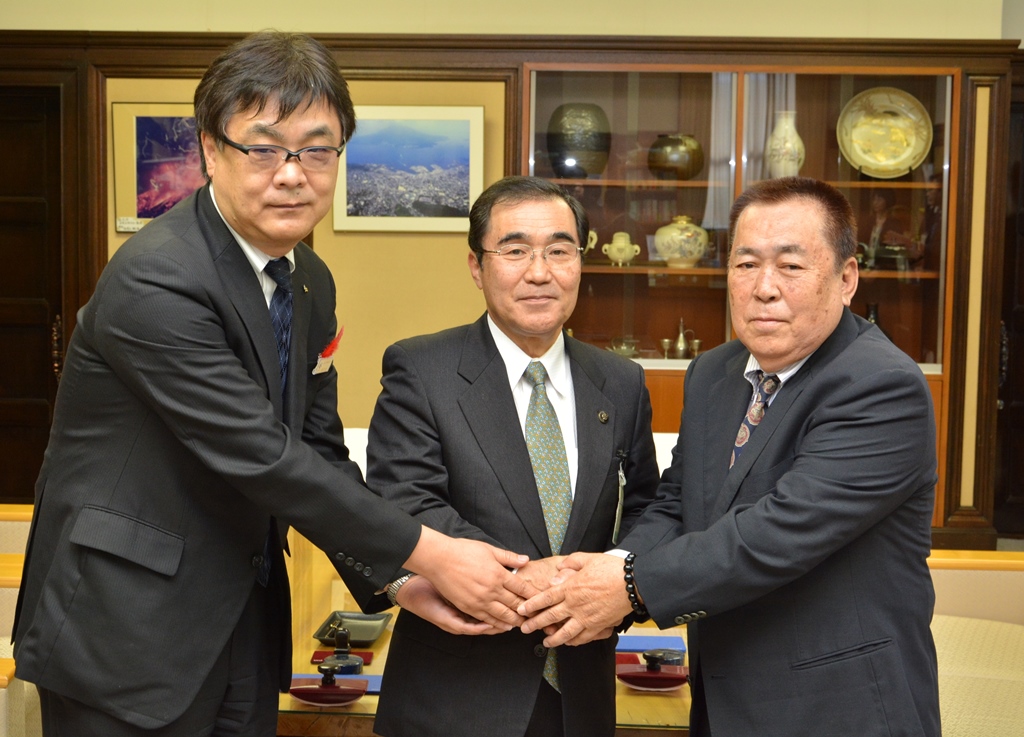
[386,573,416,606]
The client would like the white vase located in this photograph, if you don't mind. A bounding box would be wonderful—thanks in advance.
[766,110,805,178]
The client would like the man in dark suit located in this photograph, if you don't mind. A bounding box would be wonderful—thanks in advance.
[13,32,527,737]
[518,177,941,737]
[364,176,661,737]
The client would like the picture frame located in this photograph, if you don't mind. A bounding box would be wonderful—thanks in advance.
[112,102,205,232]
[333,105,485,232]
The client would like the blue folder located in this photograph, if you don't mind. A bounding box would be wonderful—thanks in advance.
[616,634,686,653]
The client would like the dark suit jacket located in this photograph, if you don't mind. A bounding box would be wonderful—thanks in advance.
[365,316,660,737]
[622,309,940,737]
[13,186,421,729]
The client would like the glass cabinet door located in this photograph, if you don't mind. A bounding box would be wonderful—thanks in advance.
[525,67,950,369]
[741,72,951,366]
[528,68,736,362]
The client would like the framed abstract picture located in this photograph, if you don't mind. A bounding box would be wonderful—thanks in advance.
[112,103,205,232]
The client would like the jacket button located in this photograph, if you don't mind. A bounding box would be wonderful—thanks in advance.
[362,567,373,577]
[534,644,547,658]
[251,555,264,569]
[354,562,364,572]
[334,552,345,561]
[697,611,707,618]
[345,557,355,567]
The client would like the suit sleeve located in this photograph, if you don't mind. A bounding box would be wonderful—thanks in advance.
[366,342,505,549]
[626,358,936,627]
[90,248,421,598]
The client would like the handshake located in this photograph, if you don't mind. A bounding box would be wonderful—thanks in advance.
[400,530,638,648]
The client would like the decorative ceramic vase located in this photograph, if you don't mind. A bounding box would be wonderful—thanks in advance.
[601,232,641,266]
[647,134,705,180]
[653,215,709,268]
[546,103,611,179]
[766,111,805,178]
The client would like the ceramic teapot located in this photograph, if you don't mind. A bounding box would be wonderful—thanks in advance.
[602,232,641,266]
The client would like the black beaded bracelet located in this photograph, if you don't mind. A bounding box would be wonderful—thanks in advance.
[623,553,650,621]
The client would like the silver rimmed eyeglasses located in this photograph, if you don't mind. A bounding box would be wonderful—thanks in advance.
[480,243,584,267]
[220,135,345,172]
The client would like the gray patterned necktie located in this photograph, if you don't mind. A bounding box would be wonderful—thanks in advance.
[524,360,572,691]
[730,370,779,469]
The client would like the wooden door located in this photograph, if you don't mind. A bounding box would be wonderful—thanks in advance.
[0,86,63,503]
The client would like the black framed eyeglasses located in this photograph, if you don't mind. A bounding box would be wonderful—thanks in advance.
[220,135,345,172]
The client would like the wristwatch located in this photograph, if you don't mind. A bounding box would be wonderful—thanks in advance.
[386,573,416,606]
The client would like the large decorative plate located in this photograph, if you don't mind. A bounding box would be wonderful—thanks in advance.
[836,87,933,179]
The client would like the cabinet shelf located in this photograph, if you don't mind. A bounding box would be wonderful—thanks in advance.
[858,269,940,280]
[583,263,726,276]
[550,178,728,189]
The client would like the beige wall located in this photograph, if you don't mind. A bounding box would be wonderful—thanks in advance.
[0,0,1008,38]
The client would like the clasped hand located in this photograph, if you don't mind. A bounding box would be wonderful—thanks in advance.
[510,552,633,647]
[405,534,632,645]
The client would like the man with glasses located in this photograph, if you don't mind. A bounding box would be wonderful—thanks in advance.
[14,32,529,737]
[364,176,661,737]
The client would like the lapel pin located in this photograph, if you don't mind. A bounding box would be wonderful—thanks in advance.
[312,327,344,375]
[303,285,309,293]
[598,411,609,423]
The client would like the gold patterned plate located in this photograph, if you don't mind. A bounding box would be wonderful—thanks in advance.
[836,87,933,179]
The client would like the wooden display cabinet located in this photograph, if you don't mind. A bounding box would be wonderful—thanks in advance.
[522,48,1009,548]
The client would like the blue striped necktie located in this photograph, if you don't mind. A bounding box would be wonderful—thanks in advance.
[258,257,293,587]
[264,258,293,393]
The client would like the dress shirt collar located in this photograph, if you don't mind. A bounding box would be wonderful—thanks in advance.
[208,185,295,279]
[485,315,570,400]
[742,351,810,399]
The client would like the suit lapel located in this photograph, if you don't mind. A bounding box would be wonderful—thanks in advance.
[561,341,614,553]
[709,309,862,520]
[199,186,284,417]
[705,353,756,522]
[457,318,552,556]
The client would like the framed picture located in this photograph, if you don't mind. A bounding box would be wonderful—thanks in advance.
[333,105,485,232]
[112,103,205,232]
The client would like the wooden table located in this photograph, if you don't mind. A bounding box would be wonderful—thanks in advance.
[279,533,689,736]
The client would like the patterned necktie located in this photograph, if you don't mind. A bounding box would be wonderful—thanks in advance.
[264,258,293,393]
[258,258,292,588]
[730,370,780,469]
[524,361,573,692]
